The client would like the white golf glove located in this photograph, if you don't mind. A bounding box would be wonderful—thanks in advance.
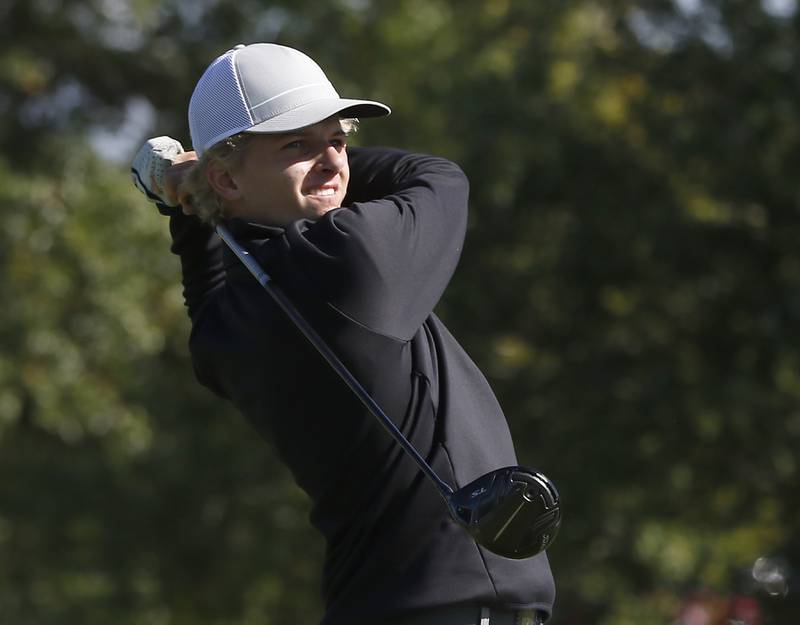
[131,136,185,207]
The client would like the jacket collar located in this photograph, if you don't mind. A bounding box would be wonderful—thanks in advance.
[225,217,284,240]
[220,218,284,271]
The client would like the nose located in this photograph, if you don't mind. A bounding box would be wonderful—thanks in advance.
[316,144,345,173]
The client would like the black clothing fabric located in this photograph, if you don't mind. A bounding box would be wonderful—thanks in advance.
[164,147,555,624]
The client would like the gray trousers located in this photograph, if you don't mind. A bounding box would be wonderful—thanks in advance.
[384,605,545,625]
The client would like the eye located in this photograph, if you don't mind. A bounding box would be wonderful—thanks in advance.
[282,139,306,151]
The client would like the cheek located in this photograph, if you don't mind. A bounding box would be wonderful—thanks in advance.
[255,167,303,201]
[288,164,315,192]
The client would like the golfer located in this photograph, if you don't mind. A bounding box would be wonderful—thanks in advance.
[132,43,555,625]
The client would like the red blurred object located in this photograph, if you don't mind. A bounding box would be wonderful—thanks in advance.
[674,590,763,625]
[724,595,762,625]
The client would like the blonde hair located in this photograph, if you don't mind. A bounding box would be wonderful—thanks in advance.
[181,118,359,223]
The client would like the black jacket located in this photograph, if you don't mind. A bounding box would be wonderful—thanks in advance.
[165,146,555,624]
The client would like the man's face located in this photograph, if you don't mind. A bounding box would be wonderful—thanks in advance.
[225,116,350,226]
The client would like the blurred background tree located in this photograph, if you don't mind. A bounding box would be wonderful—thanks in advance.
[1,1,798,623]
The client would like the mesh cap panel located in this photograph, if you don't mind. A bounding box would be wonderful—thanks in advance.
[189,51,252,156]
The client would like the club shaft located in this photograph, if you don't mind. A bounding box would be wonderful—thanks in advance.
[216,224,455,499]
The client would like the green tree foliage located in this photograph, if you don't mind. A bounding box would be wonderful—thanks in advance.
[1,1,798,623]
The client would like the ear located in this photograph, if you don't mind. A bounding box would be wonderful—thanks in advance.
[206,159,243,201]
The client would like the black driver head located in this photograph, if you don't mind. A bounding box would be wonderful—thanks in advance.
[448,466,561,559]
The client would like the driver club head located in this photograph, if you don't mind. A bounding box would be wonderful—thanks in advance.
[448,466,561,559]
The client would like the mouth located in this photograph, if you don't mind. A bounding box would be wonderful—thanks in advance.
[304,184,338,198]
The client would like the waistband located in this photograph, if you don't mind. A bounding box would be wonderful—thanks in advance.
[384,604,545,625]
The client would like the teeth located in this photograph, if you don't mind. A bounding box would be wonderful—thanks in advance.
[309,188,335,196]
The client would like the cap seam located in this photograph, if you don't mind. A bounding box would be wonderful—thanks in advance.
[249,82,336,112]
[254,97,346,121]
[231,48,255,127]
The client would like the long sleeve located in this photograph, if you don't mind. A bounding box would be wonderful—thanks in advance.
[160,206,225,321]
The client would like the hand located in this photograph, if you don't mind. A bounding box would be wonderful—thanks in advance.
[131,136,188,207]
[164,151,200,215]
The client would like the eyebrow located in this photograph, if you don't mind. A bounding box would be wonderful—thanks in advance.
[280,127,347,140]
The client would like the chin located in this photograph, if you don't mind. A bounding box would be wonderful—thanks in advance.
[316,205,338,218]
[305,197,343,217]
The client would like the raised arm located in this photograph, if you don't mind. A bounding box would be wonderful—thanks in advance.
[131,138,224,320]
[166,211,224,321]
[132,140,462,326]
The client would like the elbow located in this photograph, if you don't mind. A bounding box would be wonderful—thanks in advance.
[420,155,470,223]
[439,159,470,230]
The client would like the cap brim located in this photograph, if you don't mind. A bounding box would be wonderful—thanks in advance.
[246,98,391,134]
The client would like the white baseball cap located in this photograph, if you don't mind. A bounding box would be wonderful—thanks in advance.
[189,43,391,156]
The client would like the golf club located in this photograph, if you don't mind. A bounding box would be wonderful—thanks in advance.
[216,222,561,559]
